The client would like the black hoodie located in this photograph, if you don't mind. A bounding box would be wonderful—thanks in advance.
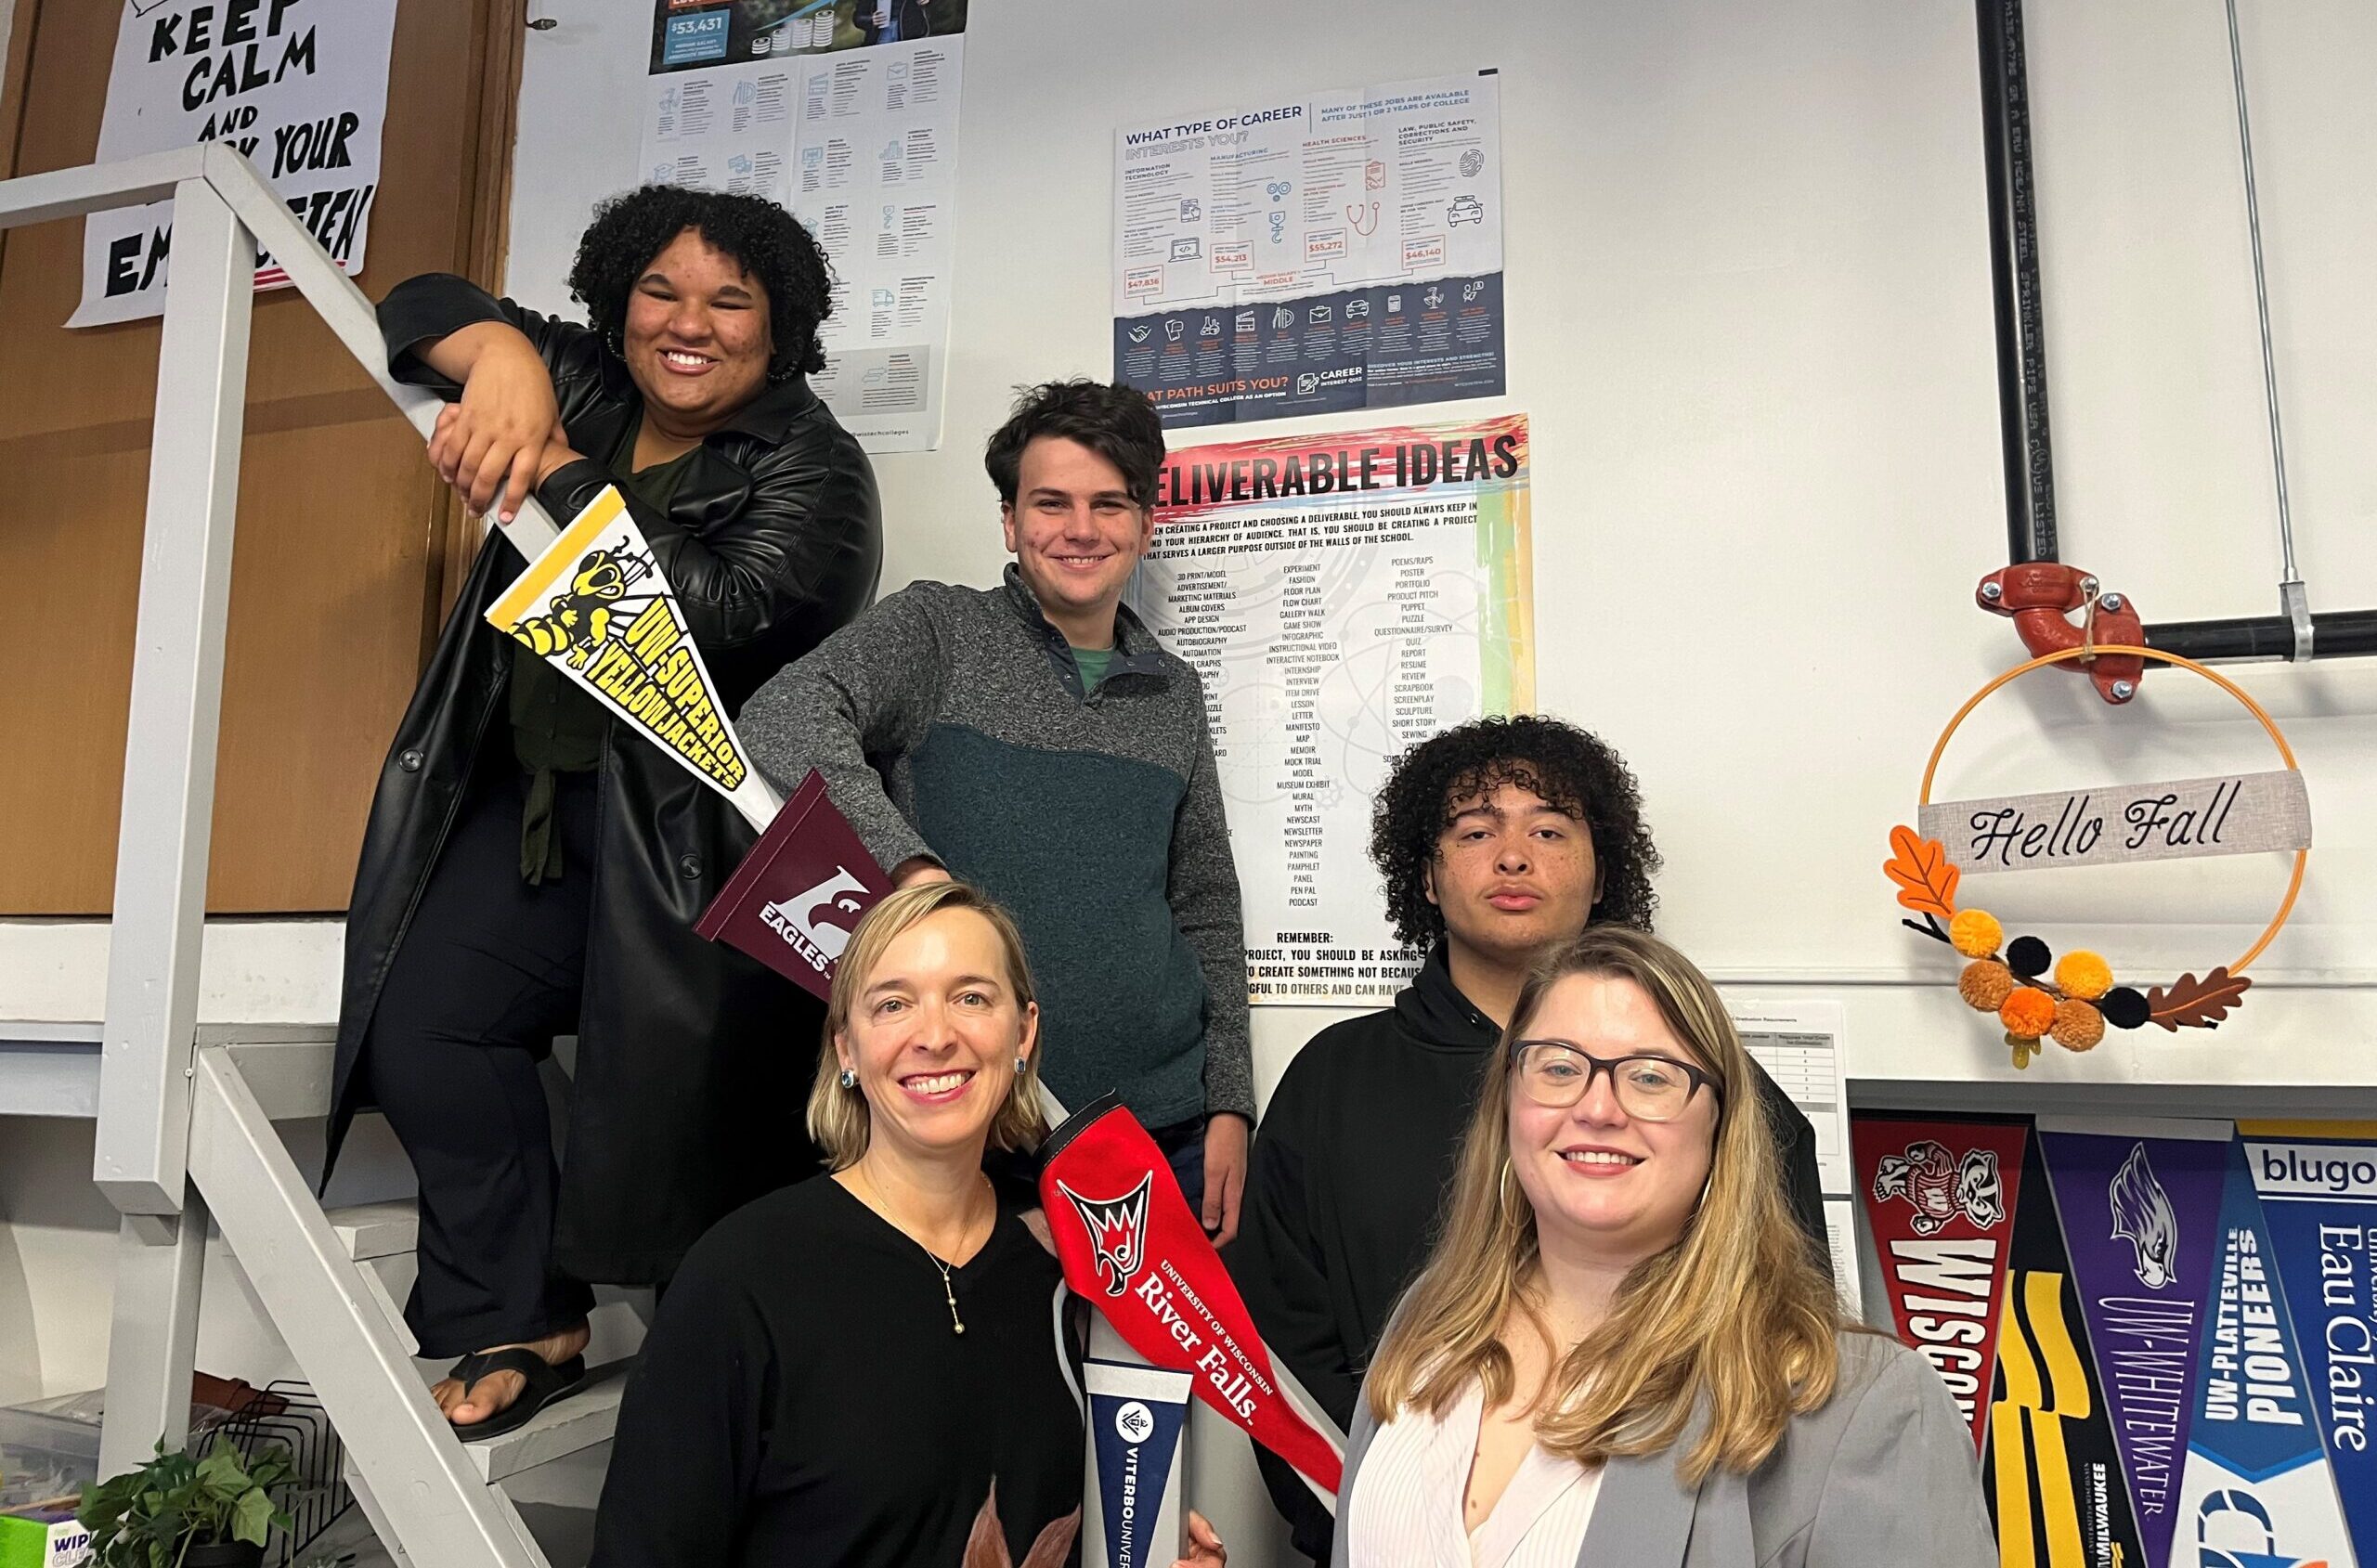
[1226,942,1829,1561]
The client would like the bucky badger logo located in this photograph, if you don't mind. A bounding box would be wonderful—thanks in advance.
[2109,1141,2181,1289]
[1057,1174,1152,1297]
[1873,1141,2006,1236]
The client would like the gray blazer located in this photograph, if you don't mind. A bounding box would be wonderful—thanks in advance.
[1331,1329,1995,1568]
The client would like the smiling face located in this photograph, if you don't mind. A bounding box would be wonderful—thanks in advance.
[1507,973,1720,1265]
[1000,435,1153,645]
[834,907,1039,1165]
[1426,778,1601,969]
[619,227,775,436]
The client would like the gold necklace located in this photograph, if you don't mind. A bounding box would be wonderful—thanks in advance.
[857,1168,991,1337]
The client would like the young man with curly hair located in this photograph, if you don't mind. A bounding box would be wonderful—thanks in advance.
[1228,716,1826,1561]
[741,380,1255,1240]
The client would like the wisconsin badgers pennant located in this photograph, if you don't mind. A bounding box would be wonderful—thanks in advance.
[1853,1112,2029,1451]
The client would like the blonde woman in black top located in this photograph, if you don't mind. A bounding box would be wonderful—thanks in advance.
[591,882,1226,1568]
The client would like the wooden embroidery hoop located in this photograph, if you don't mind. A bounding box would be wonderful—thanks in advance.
[1919,643,2306,980]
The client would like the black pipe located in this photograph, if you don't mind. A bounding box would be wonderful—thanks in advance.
[1977,0,2058,564]
[2143,610,2377,664]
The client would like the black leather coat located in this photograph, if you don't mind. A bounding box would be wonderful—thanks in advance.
[328,274,882,1283]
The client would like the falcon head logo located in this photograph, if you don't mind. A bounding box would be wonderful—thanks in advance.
[1057,1174,1152,1297]
[2109,1142,2181,1289]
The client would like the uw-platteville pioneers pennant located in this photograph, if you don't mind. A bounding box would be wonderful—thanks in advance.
[487,485,776,829]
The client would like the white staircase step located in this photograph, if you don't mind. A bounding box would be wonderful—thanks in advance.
[330,1200,421,1261]
[471,1362,632,1483]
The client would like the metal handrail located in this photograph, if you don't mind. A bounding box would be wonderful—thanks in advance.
[0,144,563,1220]
[0,148,565,1524]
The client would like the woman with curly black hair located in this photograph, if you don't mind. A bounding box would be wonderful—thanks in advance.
[1229,716,1825,1563]
[323,186,881,1438]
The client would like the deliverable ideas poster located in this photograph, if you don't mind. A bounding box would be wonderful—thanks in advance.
[1112,71,1504,429]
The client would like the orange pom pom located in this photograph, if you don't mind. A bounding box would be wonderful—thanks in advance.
[2052,999,2106,1051]
[1949,909,2004,958]
[1958,959,2015,1013]
[2055,951,2114,1001]
[1999,986,2057,1039]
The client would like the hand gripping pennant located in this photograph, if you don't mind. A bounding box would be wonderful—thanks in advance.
[1040,1096,1345,1503]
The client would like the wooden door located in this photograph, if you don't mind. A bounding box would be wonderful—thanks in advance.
[0,0,520,913]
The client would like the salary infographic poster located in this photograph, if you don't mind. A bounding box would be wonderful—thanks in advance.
[2173,1136,2358,1568]
[1124,416,1532,1004]
[1851,1113,2030,1453]
[72,0,398,327]
[639,0,963,451]
[1986,1129,2148,1568]
[1112,71,1504,429]
[2036,1119,2229,1568]
[2241,1121,2377,1566]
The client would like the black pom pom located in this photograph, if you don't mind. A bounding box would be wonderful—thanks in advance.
[2100,987,2150,1030]
[2007,935,2051,978]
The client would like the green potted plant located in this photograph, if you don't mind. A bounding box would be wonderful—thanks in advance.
[77,1436,295,1567]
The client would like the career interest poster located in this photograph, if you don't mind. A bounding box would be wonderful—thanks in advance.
[71,0,398,327]
[1125,416,1532,1005]
[1112,71,1504,430]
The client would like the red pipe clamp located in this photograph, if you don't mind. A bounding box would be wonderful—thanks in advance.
[1974,564,2145,705]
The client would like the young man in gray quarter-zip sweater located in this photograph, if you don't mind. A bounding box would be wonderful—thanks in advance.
[738,379,1254,1240]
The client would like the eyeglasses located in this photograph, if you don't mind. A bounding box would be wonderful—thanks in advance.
[1509,1042,1720,1122]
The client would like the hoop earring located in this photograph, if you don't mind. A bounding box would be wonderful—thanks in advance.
[838,1068,857,1090]
[1499,1158,1520,1223]
[767,359,798,383]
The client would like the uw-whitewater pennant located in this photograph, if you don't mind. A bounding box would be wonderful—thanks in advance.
[2036,1117,2229,1568]
[487,485,776,830]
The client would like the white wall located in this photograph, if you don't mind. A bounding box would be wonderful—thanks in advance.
[6,1,2374,1561]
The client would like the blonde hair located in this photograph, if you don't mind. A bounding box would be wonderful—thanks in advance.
[805,881,1049,1171]
[1366,926,1844,1483]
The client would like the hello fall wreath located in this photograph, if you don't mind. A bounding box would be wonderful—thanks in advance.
[1884,645,2308,1069]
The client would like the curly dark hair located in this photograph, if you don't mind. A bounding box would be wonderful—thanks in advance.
[567,185,834,378]
[984,379,1166,511]
[1371,715,1662,948]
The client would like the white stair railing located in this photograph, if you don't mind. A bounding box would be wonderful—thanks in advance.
[0,144,573,1568]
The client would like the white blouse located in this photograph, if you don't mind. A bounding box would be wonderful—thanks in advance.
[1344,1379,1604,1568]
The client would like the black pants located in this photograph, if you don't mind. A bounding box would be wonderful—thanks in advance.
[366,761,599,1359]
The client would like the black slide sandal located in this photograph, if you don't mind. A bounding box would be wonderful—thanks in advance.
[445,1349,587,1443]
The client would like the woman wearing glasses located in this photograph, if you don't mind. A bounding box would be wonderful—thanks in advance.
[1331,927,1994,1567]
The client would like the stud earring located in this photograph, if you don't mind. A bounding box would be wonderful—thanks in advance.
[838,1068,857,1089]
[1013,1054,1029,1075]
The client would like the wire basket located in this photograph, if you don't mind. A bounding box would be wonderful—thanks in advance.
[216,1382,351,1566]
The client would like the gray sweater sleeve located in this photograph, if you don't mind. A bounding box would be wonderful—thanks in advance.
[736,586,943,874]
[1166,694,1255,1122]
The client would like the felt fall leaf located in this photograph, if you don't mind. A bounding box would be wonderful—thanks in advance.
[962,1480,1081,1568]
[1884,827,1961,921]
[2145,967,2253,1031]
